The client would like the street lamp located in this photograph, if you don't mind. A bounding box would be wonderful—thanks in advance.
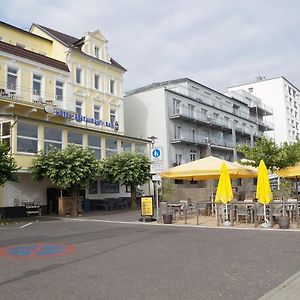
[148,135,157,147]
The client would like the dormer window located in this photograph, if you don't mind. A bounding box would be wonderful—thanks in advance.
[95,47,100,59]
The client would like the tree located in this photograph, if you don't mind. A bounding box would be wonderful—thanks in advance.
[0,142,19,186]
[30,145,100,216]
[237,137,300,171]
[100,152,151,209]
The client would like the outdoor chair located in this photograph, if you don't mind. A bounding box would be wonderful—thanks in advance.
[270,201,283,224]
[236,204,251,223]
[256,204,270,223]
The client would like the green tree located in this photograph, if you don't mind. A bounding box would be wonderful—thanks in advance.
[237,137,300,171]
[30,145,100,216]
[100,152,151,209]
[0,142,19,186]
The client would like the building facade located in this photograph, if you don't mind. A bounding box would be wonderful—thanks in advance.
[228,76,300,144]
[0,21,148,217]
[125,78,273,172]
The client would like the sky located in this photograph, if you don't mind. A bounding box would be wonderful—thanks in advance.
[1,0,300,93]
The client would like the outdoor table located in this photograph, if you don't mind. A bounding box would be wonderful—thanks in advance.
[168,203,183,220]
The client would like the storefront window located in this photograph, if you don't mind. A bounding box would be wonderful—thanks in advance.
[135,144,145,154]
[44,127,62,153]
[88,135,101,159]
[121,141,131,152]
[68,131,82,146]
[17,122,38,153]
[106,138,117,157]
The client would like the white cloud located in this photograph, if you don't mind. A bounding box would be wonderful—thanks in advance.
[1,0,300,92]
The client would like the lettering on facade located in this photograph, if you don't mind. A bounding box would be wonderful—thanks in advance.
[45,107,119,131]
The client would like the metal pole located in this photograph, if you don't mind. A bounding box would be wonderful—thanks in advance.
[154,180,159,222]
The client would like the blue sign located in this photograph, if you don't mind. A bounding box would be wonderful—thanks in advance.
[152,148,161,158]
[49,108,119,131]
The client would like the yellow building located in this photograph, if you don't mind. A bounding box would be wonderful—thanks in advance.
[0,21,149,217]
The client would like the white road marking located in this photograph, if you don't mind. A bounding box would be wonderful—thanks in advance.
[19,222,33,229]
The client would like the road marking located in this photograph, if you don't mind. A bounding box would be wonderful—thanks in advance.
[19,222,33,229]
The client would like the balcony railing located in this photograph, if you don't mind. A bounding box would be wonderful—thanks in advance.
[0,81,74,111]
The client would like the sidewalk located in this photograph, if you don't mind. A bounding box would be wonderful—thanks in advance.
[258,271,300,300]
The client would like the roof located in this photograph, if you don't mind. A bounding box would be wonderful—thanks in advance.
[229,76,300,93]
[0,21,53,43]
[0,41,69,72]
[34,24,126,72]
[37,24,79,46]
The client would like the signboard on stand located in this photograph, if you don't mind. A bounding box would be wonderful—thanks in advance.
[141,196,154,217]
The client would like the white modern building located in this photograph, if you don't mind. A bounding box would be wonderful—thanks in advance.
[228,76,300,144]
[124,78,273,172]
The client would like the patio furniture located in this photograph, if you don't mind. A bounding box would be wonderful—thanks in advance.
[236,203,251,223]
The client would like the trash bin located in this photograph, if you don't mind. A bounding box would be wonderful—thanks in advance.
[163,213,173,224]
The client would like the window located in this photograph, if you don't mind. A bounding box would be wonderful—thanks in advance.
[110,80,115,94]
[95,47,99,59]
[106,138,117,157]
[55,81,63,101]
[94,105,101,120]
[192,129,195,141]
[0,122,11,146]
[135,144,145,154]
[173,99,181,114]
[89,181,98,194]
[175,154,182,165]
[122,141,131,152]
[76,101,82,115]
[7,67,17,91]
[100,181,119,193]
[44,127,62,153]
[190,150,197,161]
[188,104,195,118]
[17,122,38,153]
[68,131,82,146]
[76,67,82,84]
[248,87,253,93]
[174,125,181,139]
[94,74,100,90]
[88,135,101,159]
[110,109,116,124]
[33,74,42,96]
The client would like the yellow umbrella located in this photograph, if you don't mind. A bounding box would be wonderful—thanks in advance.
[215,163,233,223]
[215,163,233,204]
[256,160,272,225]
[276,162,300,178]
[161,156,257,180]
[256,160,272,204]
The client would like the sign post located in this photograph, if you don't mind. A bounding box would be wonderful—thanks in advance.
[151,147,163,222]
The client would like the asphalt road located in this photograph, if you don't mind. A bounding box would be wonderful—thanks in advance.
[1,216,300,300]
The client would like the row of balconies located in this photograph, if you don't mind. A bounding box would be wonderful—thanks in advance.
[170,105,272,132]
[168,85,273,118]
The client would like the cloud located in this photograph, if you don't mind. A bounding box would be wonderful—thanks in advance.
[1,0,300,93]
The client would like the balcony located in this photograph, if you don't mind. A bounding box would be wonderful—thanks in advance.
[257,118,274,131]
[0,82,57,107]
[170,106,232,131]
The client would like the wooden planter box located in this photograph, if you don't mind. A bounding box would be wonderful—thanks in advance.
[58,197,83,216]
